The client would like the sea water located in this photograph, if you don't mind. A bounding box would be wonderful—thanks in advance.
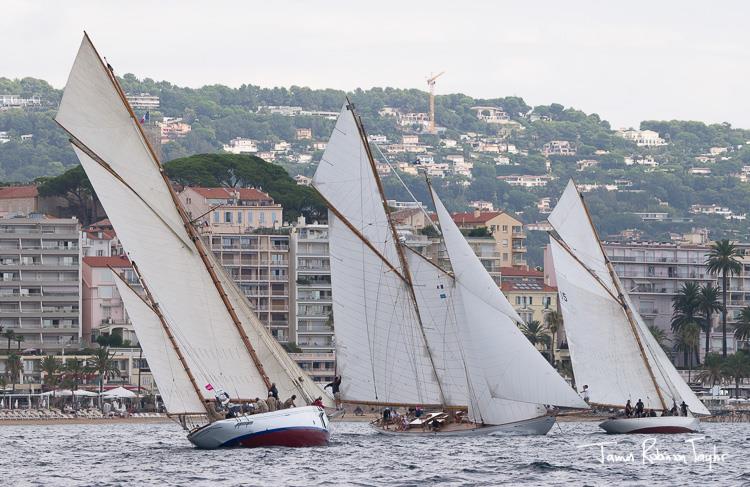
[1,420,747,486]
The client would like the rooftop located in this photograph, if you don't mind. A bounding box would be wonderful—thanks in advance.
[500,266,543,278]
[188,187,273,202]
[83,255,131,268]
[501,281,557,293]
[0,185,38,199]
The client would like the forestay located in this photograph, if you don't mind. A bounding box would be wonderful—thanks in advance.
[114,277,206,415]
[432,188,588,411]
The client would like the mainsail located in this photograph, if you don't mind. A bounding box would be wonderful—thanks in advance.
[314,103,586,420]
[57,34,331,413]
[548,180,710,415]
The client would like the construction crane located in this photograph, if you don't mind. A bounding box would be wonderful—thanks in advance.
[426,71,445,134]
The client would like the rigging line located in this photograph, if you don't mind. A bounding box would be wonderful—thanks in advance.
[348,99,448,406]
[372,142,442,236]
[85,33,272,390]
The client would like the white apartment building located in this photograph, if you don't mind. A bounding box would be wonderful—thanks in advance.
[617,129,667,147]
[0,217,81,352]
[222,137,259,154]
[497,175,552,188]
[125,93,160,110]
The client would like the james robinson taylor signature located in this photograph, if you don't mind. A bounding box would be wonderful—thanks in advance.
[577,437,729,470]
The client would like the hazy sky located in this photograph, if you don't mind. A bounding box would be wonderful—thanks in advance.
[3,1,748,128]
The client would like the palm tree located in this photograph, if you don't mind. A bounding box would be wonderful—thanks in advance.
[734,306,750,349]
[61,359,91,410]
[673,323,701,381]
[14,335,24,351]
[520,320,551,359]
[721,351,750,398]
[6,352,22,398]
[696,353,723,388]
[89,347,120,410]
[648,325,670,353]
[40,355,61,392]
[3,329,16,352]
[545,310,563,367]
[696,284,723,357]
[671,282,701,366]
[706,240,743,358]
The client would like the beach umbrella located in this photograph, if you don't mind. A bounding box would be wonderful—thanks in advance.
[1,398,4,408]
[73,390,98,397]
[14,399,18,409]
[101,386,136,399]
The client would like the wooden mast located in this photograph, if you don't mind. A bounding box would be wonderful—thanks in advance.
[576,189,668,410]
[86,33,273,390]
[109,264,209,416]
[347,99,448,406]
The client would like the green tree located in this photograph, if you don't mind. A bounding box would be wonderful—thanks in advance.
[520,320,551,359]
[3,329,15,352]
[5,352,22,397]
[696,284,723,357]
[89,347,120,410]
[14,335,24,351]
[671,281,702,366]
[705,240,743,358]
[40,355,61,391]
[673,323,701,380]
[60,359,92,410]
[545,310,563,367]
[734,306,750,347]
[37,165,98,225]
[721,351,750,398]
[696,353,724,388]
[648,325,670,353]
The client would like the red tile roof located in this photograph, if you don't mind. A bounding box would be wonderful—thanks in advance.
[500,266,543,277]
[0,185,38,199]
[84,229,117,241]
[451,211,504,225]
[187,187,273,201]
[501,281,557,293]
[83,255,131,268]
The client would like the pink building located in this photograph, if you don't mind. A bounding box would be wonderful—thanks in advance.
[178,187,283,234]
[0,185,38,217]
[81,255,138,345]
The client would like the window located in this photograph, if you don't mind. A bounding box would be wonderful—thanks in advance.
[259,212,265,224]
[502,253,508,261]
[237,211,243,224]
[224,212,232,223]
[502,225,508,232]
[247,210,253,223]
[515,296,521,305]
[213,212,219,223]
[99,286,113,298]
[272,212,277,224]
[96,250,104,257]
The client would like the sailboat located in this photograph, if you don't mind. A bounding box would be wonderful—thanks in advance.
[547,180,711,434]
[56,33,333,449]
[311,102,588,436]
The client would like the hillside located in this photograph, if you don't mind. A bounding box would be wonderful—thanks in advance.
[4,74,750,267]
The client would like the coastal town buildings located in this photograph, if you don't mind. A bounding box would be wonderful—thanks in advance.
[178,187,283,233]
[124,93,159,110]
[450,210,527,267]
[0,216,81,352]
[222,137,259,154]
[616,129,667,147]
[0,186,39,217]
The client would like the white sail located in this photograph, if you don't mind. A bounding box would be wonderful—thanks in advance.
[58,35,320,404]
[312,104,402,271]
[114,277,206,415]
[549,238,663,408]
[548,180,617,297]
[432,188,588,410]
[548,180,710,415]
[327,212,442,405]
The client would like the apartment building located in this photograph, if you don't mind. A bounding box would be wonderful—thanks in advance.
[291,218,333,354]
[125,93,159,110]
[450,210,527,267]
[0,217,81,352]
[81,255,140,346]
[0,186,39,217]
[206,232,293,343]
[179,187,283,234]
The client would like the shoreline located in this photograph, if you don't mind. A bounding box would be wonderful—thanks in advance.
[0,416,173,426]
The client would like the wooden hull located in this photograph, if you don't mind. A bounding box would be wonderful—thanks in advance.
[371,414,555,437]
[187,406,330,449]
[599,416,700,434]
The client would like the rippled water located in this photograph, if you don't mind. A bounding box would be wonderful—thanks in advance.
[1,420,748,486]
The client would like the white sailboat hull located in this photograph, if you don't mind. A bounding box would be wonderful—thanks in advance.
[371,414,555,437]
[599,416,700,434]
[187,406,330,449]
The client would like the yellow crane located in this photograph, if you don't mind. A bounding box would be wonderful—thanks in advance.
[426,71,445,134]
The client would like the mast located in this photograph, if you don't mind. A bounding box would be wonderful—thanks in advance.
[577,191,667,410]
[348,99,448,406]
[86,33,273,390]
[111,263,209,416]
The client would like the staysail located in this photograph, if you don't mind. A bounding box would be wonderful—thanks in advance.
[430,187,589,412]
[57,34,330,411]
[548,180,710,415]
